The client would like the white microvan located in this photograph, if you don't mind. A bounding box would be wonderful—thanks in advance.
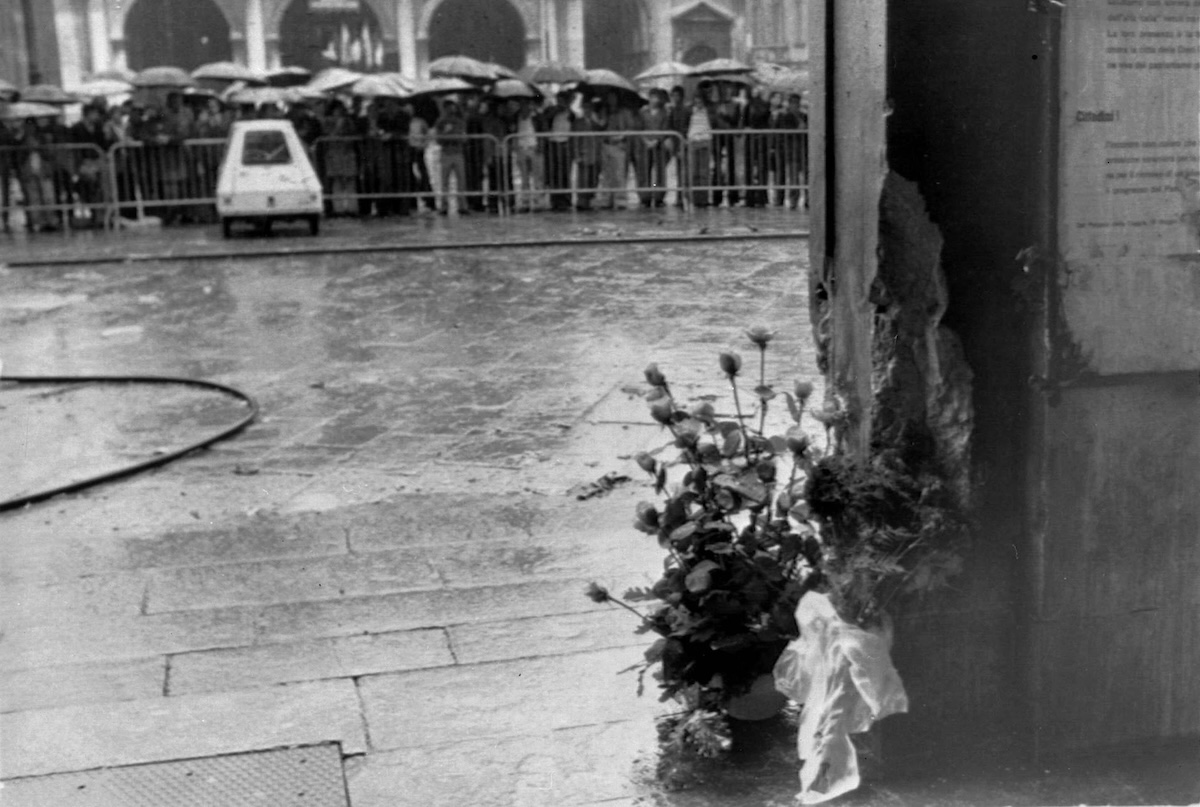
[216,120,323,237]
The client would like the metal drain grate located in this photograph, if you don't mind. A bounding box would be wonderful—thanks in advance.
[0,743,348,807]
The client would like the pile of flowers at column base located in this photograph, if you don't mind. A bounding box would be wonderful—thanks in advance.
[585,327,964,800]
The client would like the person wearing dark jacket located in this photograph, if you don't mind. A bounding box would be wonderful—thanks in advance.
[539,90,575,211]
[742,88,772,207]
[68,101,114,226]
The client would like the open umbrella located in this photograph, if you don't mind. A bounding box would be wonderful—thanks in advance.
[266,66,312,87]
[0,101,62,120]
[490,78,540,100]
[307,67,362,93]
[132,66,196,88]
[350,72,415,98]
[192,61,266,85]
[0,78,18,99]
[67,78,134,99]
[226,86,292,106]
[405,76,478,100]
[690,57,752,76]
[751,62,810,93]
[21,84,80,104]
[484,62,518,80]
[582,68,637,93]
[427,55,497,81]
[85,68,136,84]
[518,61,587,85]
[634,61,693,82]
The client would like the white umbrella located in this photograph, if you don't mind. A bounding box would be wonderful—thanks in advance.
[307,67,363,93]
[192,61,266,85]
[0,101,63,120]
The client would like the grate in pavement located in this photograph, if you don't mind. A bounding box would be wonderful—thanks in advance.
[0,743,348,807]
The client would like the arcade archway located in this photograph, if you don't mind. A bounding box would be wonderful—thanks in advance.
[280,0,386,72]
[124,0,231,70]
[584,0,650,77]
[427,0,526,70]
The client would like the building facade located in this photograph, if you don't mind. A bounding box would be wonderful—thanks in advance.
[6,0,807,88]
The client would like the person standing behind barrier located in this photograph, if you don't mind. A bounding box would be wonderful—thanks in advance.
[512,98,544,212]
[69,101,113,228]
[767,92,785,205]
[635,89,669,208]
[322,101,360,216]
[686,89,713,208]
[711,85,739,208]
[16,117,60,232]
[433,98,469,215]
[478,99,508,214]
[598,91,635,210]
[463,94,486,212]
[742,87,771,208]
[775,93,806,210]
[665,86,689,208]
[154,93,195,224]
[0,119,16,232]
[540,90,574,212]
[572,97,605,211]
[404,102,435,213]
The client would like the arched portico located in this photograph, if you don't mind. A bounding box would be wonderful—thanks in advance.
[416,0,539,73]
[264,0,398,71]
[119,0,236,70]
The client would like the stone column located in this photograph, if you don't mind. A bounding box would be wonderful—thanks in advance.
[560,0,583,66]
[397,0,417,76]
[544,0,559,61]
[245,0,267,71]
[87,0,111,74]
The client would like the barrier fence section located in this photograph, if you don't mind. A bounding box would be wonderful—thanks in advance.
[684,127,809,209]
[1,127,809,232]
[500,129,688,212]
[1,143,110,232]
[313,133,507,215]
[107,138,227,226]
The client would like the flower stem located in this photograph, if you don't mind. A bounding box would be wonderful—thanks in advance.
[728,376,754,463]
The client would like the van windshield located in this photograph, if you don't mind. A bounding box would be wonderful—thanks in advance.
[242,130,292,166]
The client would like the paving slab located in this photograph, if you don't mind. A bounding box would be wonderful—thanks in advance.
[358,647,663,751]
[447,610,652,666]
[167,628,454,695]
[344,719,657,807]
[0,657,166,713]
[0,679,366,778]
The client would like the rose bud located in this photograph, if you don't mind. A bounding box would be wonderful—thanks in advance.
[718,352,742,377]
[756,460,777,483]
[634,452,657,474]
[745,327,776,349]
[644,363,667,387]
[584,582,611,603]
[794,380,815,402]
[690,401,716,424]
[649,398,675,425]
[635,501,660,530]
[785,426,810,456]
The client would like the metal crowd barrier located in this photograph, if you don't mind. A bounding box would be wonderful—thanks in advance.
[684,128,809,209]
[1,143,110,232]
[1,127,810,233]
[312,133,507,215]
[500,129,689,211]
[106,138,227,226]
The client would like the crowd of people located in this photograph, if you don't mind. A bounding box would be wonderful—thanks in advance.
[0,79,808,232]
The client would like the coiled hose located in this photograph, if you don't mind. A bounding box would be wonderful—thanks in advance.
[0,374,257,513]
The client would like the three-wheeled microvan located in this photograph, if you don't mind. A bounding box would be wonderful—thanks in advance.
[216,120,323,237]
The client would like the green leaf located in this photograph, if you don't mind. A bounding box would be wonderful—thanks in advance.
[669,522,698,543]
[644,637,667,663]
[754,384,777,402]
[783,392,801,423]
[685,560,721,593]
[623,586,658,602]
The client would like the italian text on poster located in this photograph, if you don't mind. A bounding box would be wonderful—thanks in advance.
[1060,0,1200,260]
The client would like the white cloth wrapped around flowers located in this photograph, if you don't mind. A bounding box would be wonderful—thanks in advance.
[773,592,909,804]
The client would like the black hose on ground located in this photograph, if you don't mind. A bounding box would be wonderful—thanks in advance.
[0,374,258,513]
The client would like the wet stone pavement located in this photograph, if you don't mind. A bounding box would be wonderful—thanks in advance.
[2,211,1198,807]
